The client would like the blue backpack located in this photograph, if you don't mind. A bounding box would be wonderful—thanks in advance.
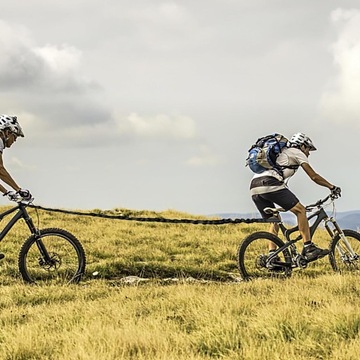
[246,133,292,176]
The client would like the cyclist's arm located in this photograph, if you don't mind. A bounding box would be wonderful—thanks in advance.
[0,183,7,194]
[0,153,21,192]
[301,163,334,190]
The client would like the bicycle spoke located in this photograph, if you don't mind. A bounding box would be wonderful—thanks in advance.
[237,231,292,280]
[19,228,86,285]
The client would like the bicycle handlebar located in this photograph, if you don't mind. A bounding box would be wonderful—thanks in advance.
[305,194,337,211]
[6,193,34,204]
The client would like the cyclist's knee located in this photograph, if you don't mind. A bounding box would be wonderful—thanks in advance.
[289,202,306,216]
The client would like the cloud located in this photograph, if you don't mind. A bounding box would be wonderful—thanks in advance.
[22,111,197,147]
[129,2,187,24]
[117,113,197,139]
[119,2,199,53]
[320,8,360,124]
[186,145,220,167]
[0,21,40,87]
[32,44,99,92]
[0,19,199,148]
[0,19,110,144]
[0,20,99,93]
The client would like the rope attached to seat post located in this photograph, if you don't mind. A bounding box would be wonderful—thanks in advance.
[27,204,277,225]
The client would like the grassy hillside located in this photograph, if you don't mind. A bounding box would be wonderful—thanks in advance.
[0,205,359,359]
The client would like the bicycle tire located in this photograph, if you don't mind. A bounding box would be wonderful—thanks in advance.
[329,229,360,273]
[18,228,86,284]
[237,231,292,281]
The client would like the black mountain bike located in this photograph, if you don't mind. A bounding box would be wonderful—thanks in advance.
[237,194,360,280]
[0,194,86,284]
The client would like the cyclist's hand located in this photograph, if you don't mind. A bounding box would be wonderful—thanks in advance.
[331,186,341,199]
[17,189,33,201]
[3,190,17,201]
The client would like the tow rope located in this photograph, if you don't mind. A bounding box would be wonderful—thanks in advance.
[27,204,275,225]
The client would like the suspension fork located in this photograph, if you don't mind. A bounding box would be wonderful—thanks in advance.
[21,204,39,235]
[325,217,357,258]
[21,205,53,262]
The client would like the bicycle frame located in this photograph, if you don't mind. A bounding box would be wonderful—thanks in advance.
[0,203,55,264]
[278,207,329,242]
[267,197,358,269]
[268,205,344,268]
[0,200,86,284]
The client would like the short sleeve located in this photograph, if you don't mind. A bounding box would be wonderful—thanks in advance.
[293,150,309,166]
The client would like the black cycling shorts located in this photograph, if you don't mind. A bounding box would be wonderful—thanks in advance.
[250,177,299,219]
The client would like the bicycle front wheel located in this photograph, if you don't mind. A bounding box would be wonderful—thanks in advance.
[18,228,86,285]
[329,229,360,273]
[237,231,292,281]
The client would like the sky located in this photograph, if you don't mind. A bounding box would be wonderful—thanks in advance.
[1,0,360,216]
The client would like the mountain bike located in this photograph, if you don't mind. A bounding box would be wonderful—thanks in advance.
[237,194,360,280]
[0,194,86,284]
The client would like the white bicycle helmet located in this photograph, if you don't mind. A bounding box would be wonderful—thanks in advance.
[289,132,316,151]
[0,114,24,137]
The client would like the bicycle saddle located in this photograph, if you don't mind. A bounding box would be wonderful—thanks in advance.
[264,207,285,215]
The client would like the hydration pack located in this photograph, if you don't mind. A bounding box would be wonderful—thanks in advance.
[246,133,294,176]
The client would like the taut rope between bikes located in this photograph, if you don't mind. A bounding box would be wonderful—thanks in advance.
[27,204,275,225]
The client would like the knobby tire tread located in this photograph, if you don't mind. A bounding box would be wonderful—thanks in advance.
[329,229,360,272]
[18,228,86,284]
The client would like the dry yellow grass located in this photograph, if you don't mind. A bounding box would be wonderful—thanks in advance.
[0,205,359,359]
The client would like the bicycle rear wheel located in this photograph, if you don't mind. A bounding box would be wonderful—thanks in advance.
[237,231,292,280]
[18,228,86,285]
[329,229,360,273]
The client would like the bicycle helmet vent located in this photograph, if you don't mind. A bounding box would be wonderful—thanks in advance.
[0,114,24,137]
[289,132,316,151]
